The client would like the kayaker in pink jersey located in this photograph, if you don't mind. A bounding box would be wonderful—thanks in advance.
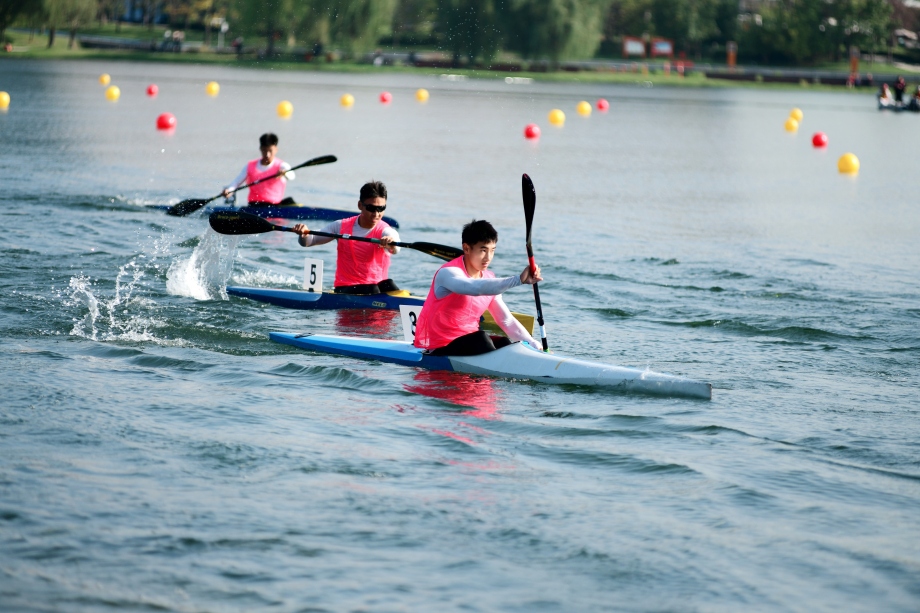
[222,133,295,205]
[414,220,542,356]
[292,181,403,295]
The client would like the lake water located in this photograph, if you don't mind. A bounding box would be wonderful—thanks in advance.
[1,58,918,612]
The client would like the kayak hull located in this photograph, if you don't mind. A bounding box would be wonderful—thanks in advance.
[150,203,399,228]
[270,332,712,400]
[227,286,422,310]
[229,286,536,336]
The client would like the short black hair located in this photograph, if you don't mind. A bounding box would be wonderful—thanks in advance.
[259,133,278,147]
[462,220,498,246]
[359,180,387,202]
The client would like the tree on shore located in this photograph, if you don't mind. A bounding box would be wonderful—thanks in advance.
[44,0,97,48]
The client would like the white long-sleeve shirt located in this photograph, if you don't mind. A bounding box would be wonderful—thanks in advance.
[298,219,400,254]
[433,267,540,347]
[225,160,294,192]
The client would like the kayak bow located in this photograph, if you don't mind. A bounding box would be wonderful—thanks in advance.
[269,332,712,399]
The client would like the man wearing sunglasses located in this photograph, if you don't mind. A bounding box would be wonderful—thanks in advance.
[292,181,404,295]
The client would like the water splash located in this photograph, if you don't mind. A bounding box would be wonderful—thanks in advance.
[166,229,241,300]
[64,262,164,343]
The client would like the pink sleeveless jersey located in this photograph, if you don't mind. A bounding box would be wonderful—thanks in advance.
[245,158,285,203]
[414,256,496,350]
[334,216,391,287]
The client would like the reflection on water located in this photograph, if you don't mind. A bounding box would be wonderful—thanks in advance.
[334,308,399,337]
[405,370,503,420]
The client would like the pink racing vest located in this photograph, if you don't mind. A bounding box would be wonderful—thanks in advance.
[245,158,285,203]
[334,216,391,287]
[414,256,496,350]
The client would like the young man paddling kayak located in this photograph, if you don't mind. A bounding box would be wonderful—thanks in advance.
[292,181,404,296]
[222,133,296,206]
[414,220,542,356]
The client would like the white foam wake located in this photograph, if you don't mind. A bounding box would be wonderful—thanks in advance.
[166,229,241,300]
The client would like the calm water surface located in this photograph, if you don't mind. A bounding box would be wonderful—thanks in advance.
[1,59,919,612]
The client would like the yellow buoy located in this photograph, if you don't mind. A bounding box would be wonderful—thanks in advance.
[548,109,565,126]
[105,85,121,101]
[340,93,355,107]
[789,108,803,122]
[576,101,591,117]
[415,88,429,102]
[99,73,111,86]
[0,91,9,110]
[277,100,293,118]
[838,153,860,174]
[206,81,220,96]
[784,117,799,132]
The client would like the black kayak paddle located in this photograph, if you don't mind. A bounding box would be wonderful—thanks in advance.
[208,210,462,262]
[522,173,548,351]
[166,154,337,217]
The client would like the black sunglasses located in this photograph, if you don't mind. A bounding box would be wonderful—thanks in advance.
[362,203,387,213]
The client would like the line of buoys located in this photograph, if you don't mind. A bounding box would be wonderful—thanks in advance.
[785,107,860,175]
[415,88,429,103]
[156,113,176,130]
[277,100,293,118]
[380,91,392,104]
[146,84,158,97]
[99,73,111,86]
[524,123,540,140]
[105,85,121,102]
[340,93,355,108]
[576,101,591,117]
[596,99,610,112]
[206,81,220,97]
[0,91,9,110]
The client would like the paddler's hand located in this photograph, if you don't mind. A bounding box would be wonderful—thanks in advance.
[221,188,232,198]
[292,223,310,236]
[378,236,397,254]
[520,264,542,285]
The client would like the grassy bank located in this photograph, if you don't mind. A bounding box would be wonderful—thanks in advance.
[1,27,875,93]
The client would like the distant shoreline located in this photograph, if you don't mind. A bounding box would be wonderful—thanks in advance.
[4,29,906,93]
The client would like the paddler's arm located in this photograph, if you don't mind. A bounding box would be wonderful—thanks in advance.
[222,164,248,198]
[487,296,541,348]
[378,227,400,255]
[433,268,522,299]
[279,161,295,182]
[293,220,341,247]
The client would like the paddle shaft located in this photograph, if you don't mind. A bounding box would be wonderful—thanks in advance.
[208,211,460,260]
[522,173,548,351]
[527,245,548,351]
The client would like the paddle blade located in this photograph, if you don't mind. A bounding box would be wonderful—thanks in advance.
[167,198,210,217]
[208,210,277,235]
[408,242,463,262]
[296,154,337,169]
[522,174,536,244]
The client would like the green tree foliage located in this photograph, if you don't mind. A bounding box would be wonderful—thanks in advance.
[737,0,892,65]
[503,0,610,62]
[44,0,96,47]
[1,0,36,38]
[438,0,503,63]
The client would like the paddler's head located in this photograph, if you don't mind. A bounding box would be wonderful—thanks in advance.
[357,180,387,229]
[259,133,278,165]
[461,220,498,278]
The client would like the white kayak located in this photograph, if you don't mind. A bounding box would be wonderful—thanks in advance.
[270,332,712,400]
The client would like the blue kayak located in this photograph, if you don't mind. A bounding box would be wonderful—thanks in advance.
[227,286,536,335]
[149,203,400,228]
[270,332,713,399]
[226,286,422,310]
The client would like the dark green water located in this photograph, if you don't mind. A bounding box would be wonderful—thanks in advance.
[1,59,918,611]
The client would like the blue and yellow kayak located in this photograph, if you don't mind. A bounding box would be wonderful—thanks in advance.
[150,203,400,228]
